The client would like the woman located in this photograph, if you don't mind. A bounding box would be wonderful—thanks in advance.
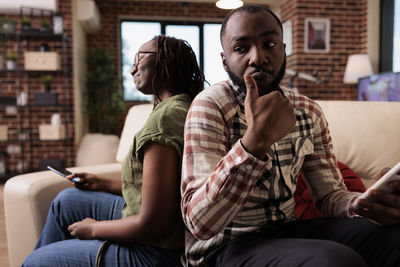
[23,35,205,267]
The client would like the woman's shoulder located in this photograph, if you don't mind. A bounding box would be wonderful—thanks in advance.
[145,94,191,132]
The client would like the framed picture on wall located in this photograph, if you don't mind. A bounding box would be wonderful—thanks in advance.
[304,18,330,53]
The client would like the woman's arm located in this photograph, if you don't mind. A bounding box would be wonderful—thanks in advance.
[68,141,180,242]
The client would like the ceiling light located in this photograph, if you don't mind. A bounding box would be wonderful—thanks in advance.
[216,0,243,10]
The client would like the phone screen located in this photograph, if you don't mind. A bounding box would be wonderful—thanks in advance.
[47,165,72,177]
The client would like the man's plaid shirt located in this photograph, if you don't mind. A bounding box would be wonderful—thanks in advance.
[181,80,360,266]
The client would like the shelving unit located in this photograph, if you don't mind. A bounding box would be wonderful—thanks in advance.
[0,7,73,182]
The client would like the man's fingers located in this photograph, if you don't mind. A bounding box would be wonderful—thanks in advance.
[244,74,258,102]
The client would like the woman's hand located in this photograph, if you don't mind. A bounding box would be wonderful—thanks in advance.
[66,172,105,191]
[66,173,122,194]
[68,218,97,239]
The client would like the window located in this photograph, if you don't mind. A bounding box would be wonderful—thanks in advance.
[380,0,400,72]
[121,21,227,101]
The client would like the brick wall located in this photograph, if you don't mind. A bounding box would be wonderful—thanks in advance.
[280,0,368,99]
[0,0,74,178]
[89,0,367,104]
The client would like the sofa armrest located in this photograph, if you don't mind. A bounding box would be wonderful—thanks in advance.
[4,163,121,267]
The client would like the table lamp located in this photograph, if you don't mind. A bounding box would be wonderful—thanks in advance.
[343,54,373,84]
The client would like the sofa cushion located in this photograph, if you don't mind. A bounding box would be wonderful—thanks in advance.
[316,100,400,184]
[116,104,153,163]
[76,133,119,166]
[294,161,366,220]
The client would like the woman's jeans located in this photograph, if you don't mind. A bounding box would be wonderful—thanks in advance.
[22,188,182,267]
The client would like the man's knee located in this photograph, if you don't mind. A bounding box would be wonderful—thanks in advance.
[305,240,366,267]
[213,238,367,267]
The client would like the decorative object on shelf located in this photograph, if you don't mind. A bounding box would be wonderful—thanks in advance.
[41,74,53,91]
[17,128,29,141]
[0,125,8,141]
[0,96,16,106]
[0,151,6,176]
[51,113,61,126]
[343,54,373,84]
[16,160,28,173]
[24,51,60,70]
[16,90,28,106]
[0,17,16,34]
[52,12,64,34]
[39,124,66,140]
[86,47,125,135]
[304,17,330,53]
[21,16,32,31]
[40,18,51,31]
[6,144,21,155]
[0,54,4,70]
[34,74,58,105]
[6,52,17,70]
[40,43,50,52]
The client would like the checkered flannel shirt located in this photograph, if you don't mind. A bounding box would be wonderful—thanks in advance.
[181,80,361,266]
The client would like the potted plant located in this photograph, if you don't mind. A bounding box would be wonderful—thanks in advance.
[6,52,17,70]
[21,16,32,31]
[40,19,51,31]
[41,74,53,91]
[0,17,16,34]
[17,128,29,141]
[86,48,125,135]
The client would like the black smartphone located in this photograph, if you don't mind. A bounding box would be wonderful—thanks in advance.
[47,165,81,183]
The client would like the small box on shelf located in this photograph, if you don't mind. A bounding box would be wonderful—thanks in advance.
[34,92,58,105]
[24,51,61,71]
[0,125,8,141]
[39,124,66,140]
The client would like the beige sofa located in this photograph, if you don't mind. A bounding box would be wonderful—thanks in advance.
[4,101,400,267]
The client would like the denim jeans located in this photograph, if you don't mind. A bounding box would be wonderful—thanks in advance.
[22,188,182,267]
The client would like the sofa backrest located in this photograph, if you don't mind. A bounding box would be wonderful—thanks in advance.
[316,100,400,185]
[116,104,153,162]
[117,101,400,186]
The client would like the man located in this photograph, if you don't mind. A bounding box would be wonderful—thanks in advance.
[181,5,400,267]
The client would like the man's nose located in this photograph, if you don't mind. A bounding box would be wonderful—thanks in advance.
[249,47,267,67]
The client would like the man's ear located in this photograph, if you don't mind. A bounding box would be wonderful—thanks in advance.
[221,52,228,72]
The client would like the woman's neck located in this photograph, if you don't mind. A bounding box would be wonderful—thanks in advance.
[157,89,175,102]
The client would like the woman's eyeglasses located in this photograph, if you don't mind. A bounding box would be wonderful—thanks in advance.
[133,51,157,68]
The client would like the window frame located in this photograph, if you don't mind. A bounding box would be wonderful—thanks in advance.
[380,0,395,72]
[120,18,222,103]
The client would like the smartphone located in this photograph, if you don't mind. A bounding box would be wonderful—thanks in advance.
[353,162,400,208]
[47,165,82,183]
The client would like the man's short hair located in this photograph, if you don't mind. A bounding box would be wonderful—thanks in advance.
[220,5,283,44]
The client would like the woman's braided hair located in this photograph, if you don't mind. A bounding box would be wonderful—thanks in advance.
[151,35,206,102]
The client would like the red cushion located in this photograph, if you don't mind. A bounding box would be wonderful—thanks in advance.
[294,162,366,220]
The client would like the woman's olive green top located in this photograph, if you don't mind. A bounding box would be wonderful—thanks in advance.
[121,93,192,248]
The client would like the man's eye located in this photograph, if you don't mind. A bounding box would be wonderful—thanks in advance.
[265,41,278,48]
[233,46,245,53]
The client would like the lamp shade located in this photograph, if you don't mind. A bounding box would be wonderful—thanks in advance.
[343,54,373,84]
[216,0,243,9]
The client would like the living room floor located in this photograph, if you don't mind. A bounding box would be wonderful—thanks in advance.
[0,184,10,267]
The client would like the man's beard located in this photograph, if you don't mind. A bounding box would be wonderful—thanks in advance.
[226,57,287,96]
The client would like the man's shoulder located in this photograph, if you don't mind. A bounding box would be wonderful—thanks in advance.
[193,81,237,108]
[282,87,324,118]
